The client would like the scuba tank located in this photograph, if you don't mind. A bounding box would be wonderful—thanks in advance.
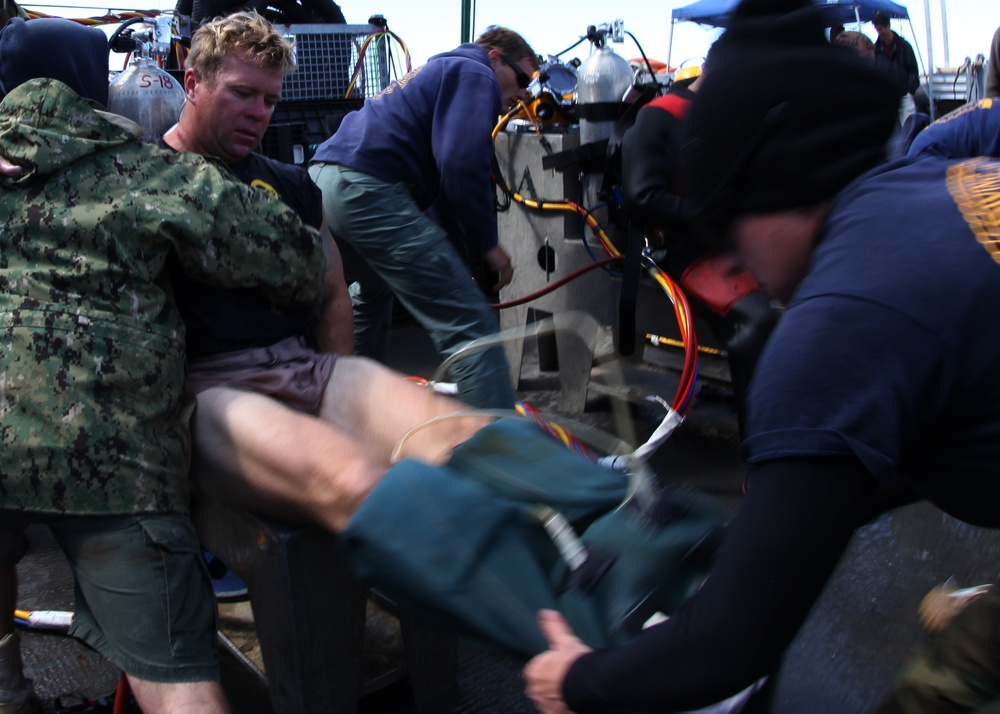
[108,57,186,144]
[575,22,634,212]
[576,44,633,147]
[107,15,186,144]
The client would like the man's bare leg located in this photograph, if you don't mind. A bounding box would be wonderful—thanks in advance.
[127,678,230,714]
[319,356,493,466]
[192,357,493,531]
[192,356,495,530]
[193,386,381,531]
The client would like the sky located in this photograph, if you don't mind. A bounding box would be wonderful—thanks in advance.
[26,0,999,76]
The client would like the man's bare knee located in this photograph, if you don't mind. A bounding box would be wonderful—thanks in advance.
[127,677,230,714]
[191,385,384,530]
[320,356,491,466]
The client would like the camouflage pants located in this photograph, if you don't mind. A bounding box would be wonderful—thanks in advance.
[876,585,1000,714]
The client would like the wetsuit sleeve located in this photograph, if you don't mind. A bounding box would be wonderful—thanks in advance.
[621,107,690,229]
[562,456,879,713]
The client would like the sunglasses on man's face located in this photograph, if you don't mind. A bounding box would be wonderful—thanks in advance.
[500,55,532,90]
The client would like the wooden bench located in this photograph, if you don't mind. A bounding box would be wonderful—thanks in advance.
[194,495,459,713]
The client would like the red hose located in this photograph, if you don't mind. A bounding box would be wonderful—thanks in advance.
[490,256,624,309]
[114,672,130,714]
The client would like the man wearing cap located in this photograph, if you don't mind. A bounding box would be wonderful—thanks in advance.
[523,0,1000,712]
[0,16,326,713]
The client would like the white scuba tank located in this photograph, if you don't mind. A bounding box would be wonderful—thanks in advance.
[576,43,633,210]
[576,45,633,147]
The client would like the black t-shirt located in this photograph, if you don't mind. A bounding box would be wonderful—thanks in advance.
[166,149,325,358]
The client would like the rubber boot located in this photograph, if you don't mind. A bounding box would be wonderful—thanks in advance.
[0,632,40,714]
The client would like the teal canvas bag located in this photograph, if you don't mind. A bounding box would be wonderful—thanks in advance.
[339,417,728,658]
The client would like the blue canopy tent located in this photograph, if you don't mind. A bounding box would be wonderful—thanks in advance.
[669,0,908,30]
[665,0,929,113]
[667,0,917,68]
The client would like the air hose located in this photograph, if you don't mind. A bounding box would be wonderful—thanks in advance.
[490,102,699,418]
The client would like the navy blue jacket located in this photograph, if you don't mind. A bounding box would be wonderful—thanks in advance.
[311,43,502,253]
[907,97,1000,160]
[564,155,1000,712]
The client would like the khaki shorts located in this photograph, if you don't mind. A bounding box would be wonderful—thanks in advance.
[187,336,336,415]
[0,512,220,683]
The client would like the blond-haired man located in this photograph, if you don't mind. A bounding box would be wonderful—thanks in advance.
[163,11,489,537]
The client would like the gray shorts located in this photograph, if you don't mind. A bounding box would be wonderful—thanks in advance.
[187,336,337,415]
[0,512,220,683]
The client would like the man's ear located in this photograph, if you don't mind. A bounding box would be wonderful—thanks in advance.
[182,69,200,102]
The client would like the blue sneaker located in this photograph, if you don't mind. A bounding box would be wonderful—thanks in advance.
[201,549,249,601]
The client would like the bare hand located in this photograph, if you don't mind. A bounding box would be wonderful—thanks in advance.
[523,610,591,714]
[0,156,23,178]
[484,245,514,292]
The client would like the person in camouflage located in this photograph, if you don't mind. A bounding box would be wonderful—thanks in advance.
[0,17,325,714]
[876,583,1000,714]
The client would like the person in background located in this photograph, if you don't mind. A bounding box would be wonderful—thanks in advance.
[621,63,707,249]
[0,16,325,714]
[308,27,540,410]
[833,29,875,60]
[619,54,778,433]
[524,0,1000,711]
[986,24,1000,98]
[872,10,920,126]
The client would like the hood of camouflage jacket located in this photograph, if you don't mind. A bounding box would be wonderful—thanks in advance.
[0,77,143,186]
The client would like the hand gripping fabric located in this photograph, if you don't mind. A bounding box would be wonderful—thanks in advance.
[339,417,728,658]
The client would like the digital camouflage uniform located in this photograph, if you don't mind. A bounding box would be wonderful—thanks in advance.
[0,77,326,517]
[877,585,1000,714]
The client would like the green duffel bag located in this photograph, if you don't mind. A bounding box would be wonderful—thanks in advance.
[339,416,729,658]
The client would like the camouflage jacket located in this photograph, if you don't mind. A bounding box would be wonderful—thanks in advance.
[0,78,326,516]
